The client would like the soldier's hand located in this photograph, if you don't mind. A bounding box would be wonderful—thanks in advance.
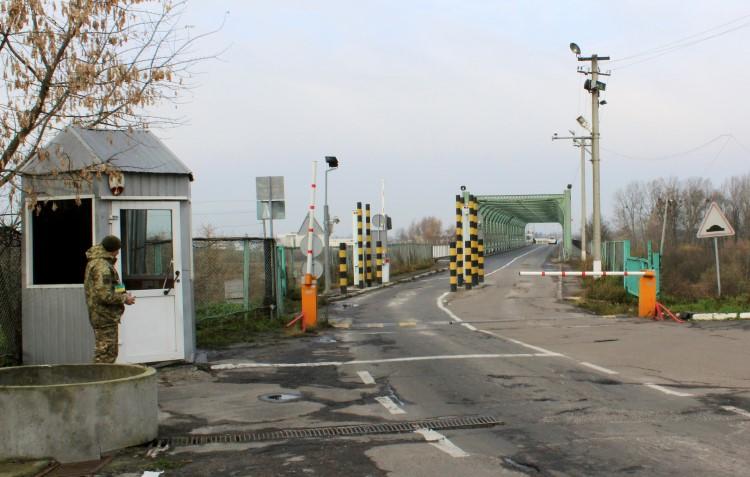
[125,294,136,305]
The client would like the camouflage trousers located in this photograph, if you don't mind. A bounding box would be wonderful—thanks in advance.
[93,324,119,363]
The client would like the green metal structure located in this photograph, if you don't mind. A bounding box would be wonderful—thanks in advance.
[475,188,572,260]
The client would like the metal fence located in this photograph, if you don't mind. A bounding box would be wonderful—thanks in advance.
[192,237,276,322]
[602,240,661,297]
[0,227,21,366]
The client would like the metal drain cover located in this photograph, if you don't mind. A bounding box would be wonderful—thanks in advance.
[259,392,302,403]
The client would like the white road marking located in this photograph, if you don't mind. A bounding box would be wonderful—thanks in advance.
[415,429,469,458]
[437,292,478,332]
[357,370,376,385]
[477,329,565,357]
[580,362,619,375]
[463,323,478,331]
[721,405,750,419]
[211,353,551,370]
[375,396,406,415]
[644,383,694,397]
[486,247,543,277]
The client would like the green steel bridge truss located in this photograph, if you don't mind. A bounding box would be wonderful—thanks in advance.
[475,189,572,259]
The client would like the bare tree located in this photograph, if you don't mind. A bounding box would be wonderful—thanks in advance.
[0,0,218,213]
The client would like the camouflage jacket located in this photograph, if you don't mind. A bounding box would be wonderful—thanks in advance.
[84,244,126,327]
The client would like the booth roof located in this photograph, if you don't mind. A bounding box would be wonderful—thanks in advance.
[23,126,192,176]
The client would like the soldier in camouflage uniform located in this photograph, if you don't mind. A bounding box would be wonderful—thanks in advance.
[84,235,135,363]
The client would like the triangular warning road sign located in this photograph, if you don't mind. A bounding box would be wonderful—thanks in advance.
[297,216,323,236]
[697,202,735,239]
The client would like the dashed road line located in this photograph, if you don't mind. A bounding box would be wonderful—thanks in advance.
[580,362,619,375]
[644,383,694,397]
[376,396,406,415]
[357,370,376,385]
[721,405,750,419]
[415,428,469,458]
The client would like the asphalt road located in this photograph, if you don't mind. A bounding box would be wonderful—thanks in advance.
[322,244,750,476]
[152,244,750,477]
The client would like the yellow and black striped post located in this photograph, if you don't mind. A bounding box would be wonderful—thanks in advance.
[339,242,348,294]
[478,238,485,283]
[365,203,372,287]
[449,241,457,292]
[470,195,479,286]
[464,239,473,289]
[376,241,383,284]
[455,195,464,287]
[357,202,364,289]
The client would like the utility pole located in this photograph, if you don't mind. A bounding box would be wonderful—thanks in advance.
[577,139,588,261]
[571,43,609,272]
[660,198,671,256]
[322,156,339,294]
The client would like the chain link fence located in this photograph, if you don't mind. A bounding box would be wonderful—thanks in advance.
[0,227,21,366]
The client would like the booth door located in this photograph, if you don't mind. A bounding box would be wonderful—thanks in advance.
[111,201,184,363]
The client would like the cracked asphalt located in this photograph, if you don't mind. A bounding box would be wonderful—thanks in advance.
[104,245,750,476]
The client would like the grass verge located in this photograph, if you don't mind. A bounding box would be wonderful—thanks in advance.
[577,276,637,316]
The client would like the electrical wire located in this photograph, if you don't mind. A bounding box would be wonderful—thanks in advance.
[611,19,750,70]
[612,12,750,63]
[601,134,731,161]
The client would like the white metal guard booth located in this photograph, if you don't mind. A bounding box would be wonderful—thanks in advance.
[21,127,195,364]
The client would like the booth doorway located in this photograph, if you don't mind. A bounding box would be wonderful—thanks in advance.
[112,201,184,363]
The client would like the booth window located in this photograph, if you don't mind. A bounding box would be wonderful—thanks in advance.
[120,209,174,290]
[31,199,93,285]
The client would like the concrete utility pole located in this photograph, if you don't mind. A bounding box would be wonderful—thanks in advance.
[660,198,673,256]
[571,43,609,272]
[578,139,587,261]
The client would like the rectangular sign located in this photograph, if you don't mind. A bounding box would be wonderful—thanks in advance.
[255,176,285,201]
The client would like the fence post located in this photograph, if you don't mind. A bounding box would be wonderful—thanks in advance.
[339,242,348,294]
[243,238,250,314]
[470,195,479,286]
[276,245,286,315]
[478,238,485,283]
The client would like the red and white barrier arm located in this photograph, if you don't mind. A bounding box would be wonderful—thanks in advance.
[519,270,649,277]
[306,161,317,276]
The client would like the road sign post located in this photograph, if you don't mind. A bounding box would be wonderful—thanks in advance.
[696,201,734,298]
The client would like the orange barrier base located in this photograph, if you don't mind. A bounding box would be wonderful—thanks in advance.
[654,302,684,323]
[638,271,656,318]
[301,273,318,329]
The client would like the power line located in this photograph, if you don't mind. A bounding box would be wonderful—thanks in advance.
[602,134,731,161]
[612,12,750,63]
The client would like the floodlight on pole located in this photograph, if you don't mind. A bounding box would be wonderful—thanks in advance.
[576,115,591,132]
[323,156,339,294]
[570,42,581,56]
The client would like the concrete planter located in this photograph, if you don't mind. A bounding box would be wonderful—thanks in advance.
[0,364,157,463]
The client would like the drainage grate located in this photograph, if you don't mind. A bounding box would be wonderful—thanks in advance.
[159,415,503,447]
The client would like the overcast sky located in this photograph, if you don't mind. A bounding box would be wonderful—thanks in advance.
[153,1,750,238]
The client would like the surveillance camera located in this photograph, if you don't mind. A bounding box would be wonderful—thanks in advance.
[333,217,340,224]
[460,185,466,191]
[567,184,572,189]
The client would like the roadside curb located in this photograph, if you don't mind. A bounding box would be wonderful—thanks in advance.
[687,311,750,321]
[327,267,448,303]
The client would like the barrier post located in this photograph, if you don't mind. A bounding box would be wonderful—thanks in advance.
[464,239,473,290]
[301,161,318,330]
[376,241,383,284]
[357,203,364,288]
[638,270,657,318]
[449,241,457,292]
[478,238,485,283]
[455,194,464,287]
[339,242,348,295]
[470,195,479,285]
[365,204,373,287]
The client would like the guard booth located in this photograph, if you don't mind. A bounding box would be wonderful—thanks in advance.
[21,127,195,364]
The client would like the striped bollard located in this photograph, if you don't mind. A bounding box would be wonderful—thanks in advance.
[357,202,365,288]
[478,238,485,283]
[365,203,372,287]
[455,194,464,286]
[449,241,457,292]
[464,240,473,290]
[470,195,479,286]
[376,241,383,284]
[338,242,348,295]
